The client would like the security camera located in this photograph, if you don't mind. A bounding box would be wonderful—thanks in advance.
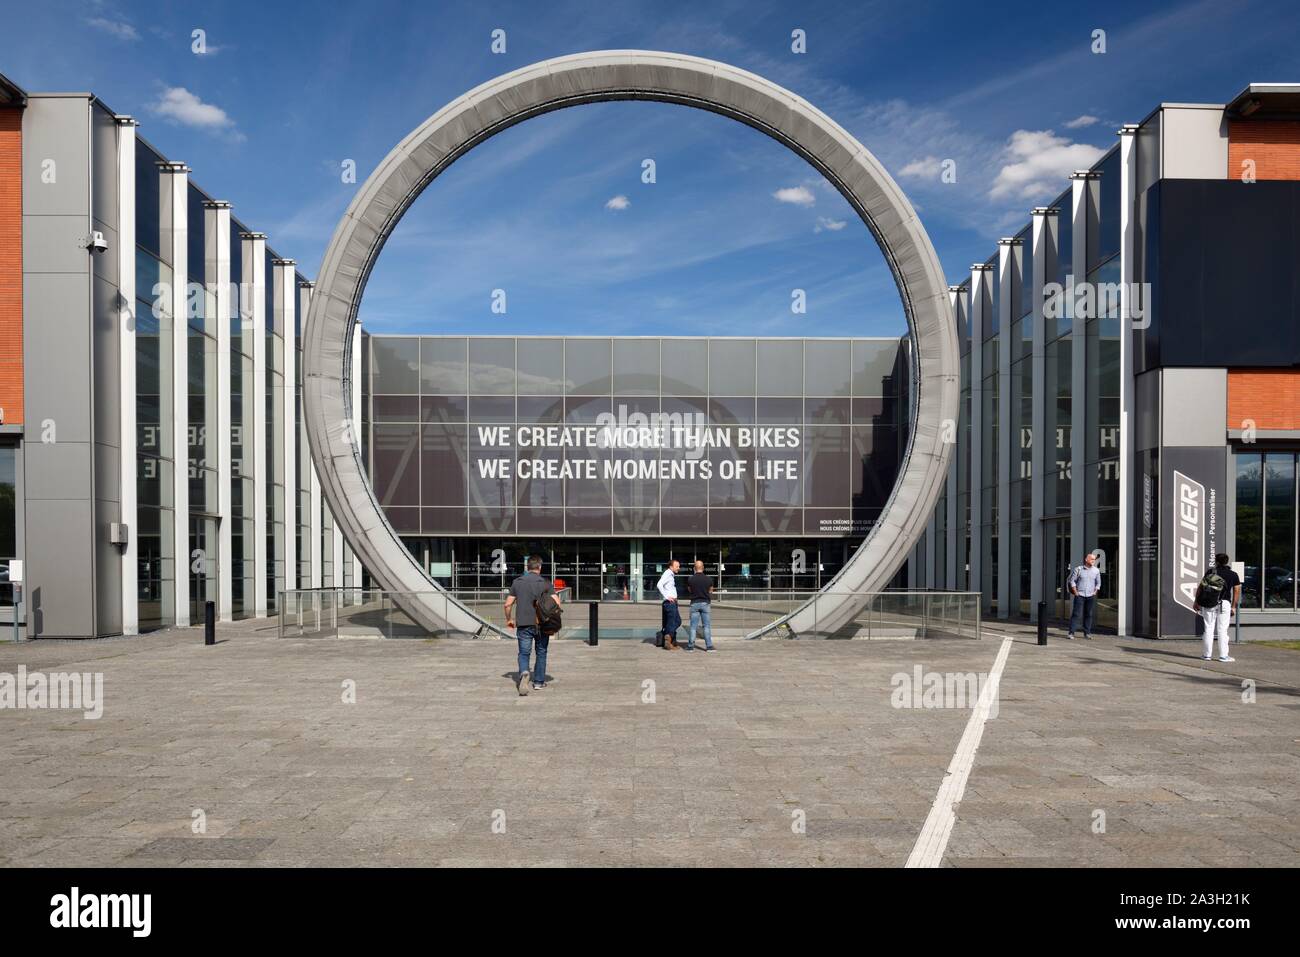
[83,231,109,253]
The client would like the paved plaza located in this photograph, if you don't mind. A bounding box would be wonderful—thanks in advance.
[0,620,1297,867]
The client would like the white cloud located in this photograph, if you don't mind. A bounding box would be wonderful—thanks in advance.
[898,156,943,180]
[815,217,847,233]
[989,129,1104,201]
[604,194,630,211]
[85,17,139,41]
[772,185,816,207]
[1064,114,1100,129]
[151,87,242,139]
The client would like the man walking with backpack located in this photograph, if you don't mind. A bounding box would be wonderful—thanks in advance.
[1193,552,1240,663]
[1066,551,1102,639]
[504,554,562,695]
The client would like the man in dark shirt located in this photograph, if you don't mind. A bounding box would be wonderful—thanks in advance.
[1193,552,1239,663]
[504,554,561,695]
[685,560,715,653]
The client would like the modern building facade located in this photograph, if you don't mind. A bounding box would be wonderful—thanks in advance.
[0,72,362,638]
[1,70,1298,639]
[917,84,1300,639]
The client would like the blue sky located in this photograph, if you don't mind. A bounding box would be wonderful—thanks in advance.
[3,0,1298,336]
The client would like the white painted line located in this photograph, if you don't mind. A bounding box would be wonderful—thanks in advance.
[904,637,1014,868]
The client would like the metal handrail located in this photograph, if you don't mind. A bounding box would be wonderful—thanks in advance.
[277,587,981,641]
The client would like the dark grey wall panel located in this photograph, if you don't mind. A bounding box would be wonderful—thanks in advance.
[1143,179,1300,368]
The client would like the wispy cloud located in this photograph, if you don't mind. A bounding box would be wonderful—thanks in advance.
[1064,114,1100,129]
[85,16,139,41]
[772,185,815,207]
[989,130,1104,201]
[151,87,244,140]
[815,217,847,233]
[604,194,630,211]
[897,156,944,180]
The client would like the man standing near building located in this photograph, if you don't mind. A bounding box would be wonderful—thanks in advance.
[1193,552,1240,663]
[655,559,682,650]
[504,554,561,694]
[1066,551,1102,640]
[685,559,715,653]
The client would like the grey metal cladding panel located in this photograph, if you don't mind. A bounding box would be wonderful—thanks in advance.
[24,273,91,443]
[24,498,95,638]
[22,215,89,274]
[95,497,122,635]
[1161,368,1226,448]
[21,96,90,216]
[1160,107,1228,180]
[25,441,94,499]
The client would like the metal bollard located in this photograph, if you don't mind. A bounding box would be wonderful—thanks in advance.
[204,600,215,646]
[1037,600,1047,646]
[588,602,598,646]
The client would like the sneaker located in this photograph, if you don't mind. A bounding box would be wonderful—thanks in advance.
[533,681,546,690]
[1201,655,1212,660]
[1066,634,1075,640]
[706,647,716,653]
[1083,634,1093,640]
[1218,656,1235,663]
[517,671,530,696]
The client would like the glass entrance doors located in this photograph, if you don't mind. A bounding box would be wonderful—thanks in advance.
[1042,517,1072,622]
[189,514,219,624]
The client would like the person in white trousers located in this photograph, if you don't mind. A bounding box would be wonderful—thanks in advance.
[1194,553,1240,663]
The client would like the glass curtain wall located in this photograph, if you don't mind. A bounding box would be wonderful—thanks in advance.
[367,336,907,540]
[187,184,219,620]
[1008,231,1032,617]
[230,221,256,618]
[265,249,285,612]
[980,257,1000,610]
[1085,147,1122,629]
[1043,197,1073,618]
[135,139,175,631]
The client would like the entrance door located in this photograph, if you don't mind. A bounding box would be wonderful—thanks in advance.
[1041,517,1072,622]
[189,515,219,624]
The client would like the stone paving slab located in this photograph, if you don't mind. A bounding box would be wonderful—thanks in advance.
[0,620,1296,867]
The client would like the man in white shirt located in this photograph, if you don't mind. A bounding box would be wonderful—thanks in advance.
[655,559,682,650]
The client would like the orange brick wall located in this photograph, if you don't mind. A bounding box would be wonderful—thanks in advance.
[1228,370,1300,431]
[0,107,19,426]
[1228,118,1300,181]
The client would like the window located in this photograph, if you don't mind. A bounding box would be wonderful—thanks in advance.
[1236,451,1298,611]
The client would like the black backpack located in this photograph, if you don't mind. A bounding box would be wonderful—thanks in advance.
[534,593,563,636]
[1194,570,1226,608]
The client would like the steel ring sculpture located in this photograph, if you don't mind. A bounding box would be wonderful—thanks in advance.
[303,50,959,638]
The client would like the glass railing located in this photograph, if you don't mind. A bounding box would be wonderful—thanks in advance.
[277,588,982,641]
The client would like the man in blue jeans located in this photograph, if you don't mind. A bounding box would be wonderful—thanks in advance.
[655,559,682,650]
[1066,551,1101,640]
[685,560,715,652]
[504,554,561,695]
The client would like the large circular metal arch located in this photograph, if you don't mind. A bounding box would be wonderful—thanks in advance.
[303,50,959,638]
